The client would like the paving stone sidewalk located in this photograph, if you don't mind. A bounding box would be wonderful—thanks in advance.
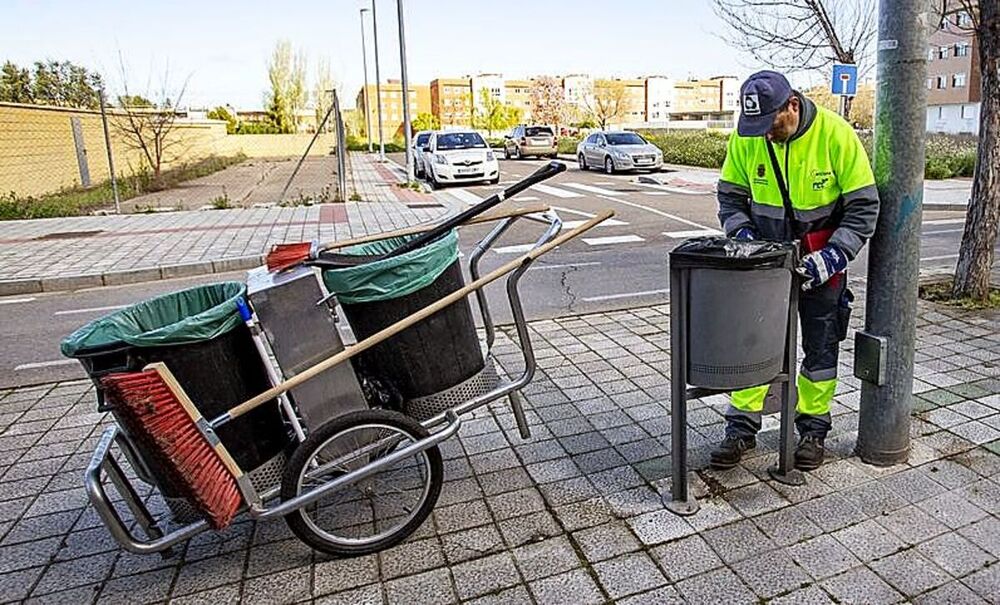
[0,289,998,604]
[0,154,451,294]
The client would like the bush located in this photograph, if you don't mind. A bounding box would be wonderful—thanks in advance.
[236,121,282,135]
[641,130,730,169]
[557,137,580,155]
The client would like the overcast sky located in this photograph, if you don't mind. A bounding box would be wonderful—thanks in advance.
[5,0,818,110]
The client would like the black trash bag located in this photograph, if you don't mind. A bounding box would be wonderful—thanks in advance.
[352,358,405,412]
[669,236,795,270]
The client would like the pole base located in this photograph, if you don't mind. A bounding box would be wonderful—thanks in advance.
[856,445,910,467]
[768,466,807,486]
[662,493,700,516]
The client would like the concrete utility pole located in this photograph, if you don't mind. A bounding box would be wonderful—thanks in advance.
[371,0,386,160]
[359,7,374,153]
[856,0,932,466]
[396,0,414,183]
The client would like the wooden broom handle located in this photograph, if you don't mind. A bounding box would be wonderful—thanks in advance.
[225,209,615,421]
[317,203,552,251]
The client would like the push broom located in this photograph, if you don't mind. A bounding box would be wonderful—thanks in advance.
[266,161,566,272]
[101,209,614,529]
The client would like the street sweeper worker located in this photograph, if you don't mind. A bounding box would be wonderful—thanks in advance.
[712,70,879,471]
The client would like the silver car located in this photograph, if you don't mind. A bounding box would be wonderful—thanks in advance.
[412,130,434,178]
[576,131,663,174]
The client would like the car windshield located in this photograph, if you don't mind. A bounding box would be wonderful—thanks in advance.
[436,132,487,150]
[415,133,431,146]
[525,126,553,137]
[606,133,646,145]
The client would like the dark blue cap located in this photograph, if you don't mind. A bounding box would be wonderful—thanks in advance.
[737,70,792,137]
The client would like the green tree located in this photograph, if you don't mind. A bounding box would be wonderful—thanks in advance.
[472,87,520,136]
[31,61,102,108]
[312,57,335,132]
[117,94,153,108]
[0,61,32,103]
[265,40,308,133]
[207,106,238,134]
[412,112,440,132]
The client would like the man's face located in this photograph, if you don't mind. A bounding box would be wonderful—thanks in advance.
[766,96,800,143]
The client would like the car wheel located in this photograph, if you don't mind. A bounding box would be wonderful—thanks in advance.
[503,146,510,160]
[578,154,588,171]
[489,176,500,185]
[512,146,521,160]
[604,156,615,175]
[428,168,440,189]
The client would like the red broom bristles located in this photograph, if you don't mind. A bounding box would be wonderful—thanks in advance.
[265,242,313,273]
[102,369,243,529]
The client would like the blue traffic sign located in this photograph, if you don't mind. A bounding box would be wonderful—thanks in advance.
[831,63,858,96]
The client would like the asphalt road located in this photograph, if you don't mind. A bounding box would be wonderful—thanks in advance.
[0,155,988,389]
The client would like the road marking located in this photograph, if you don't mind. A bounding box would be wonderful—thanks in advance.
[642,191,670,196]
[663,229,723,238]
[582,288,669,302]
[531,184,583,198]
[923,218,965,226]
[15,359,77,371]
[923,228,965,235]
[0,297,36,305]
[592,181,613,185]
[515,196,540,201]
[595,194,718,231]
[636,181,714,195]
[563,182,624,196]
[54,304,128,316]
[562,219,628,229]
[583,235,645,246]
[494,243,537,254]
[530,261,602,271]
[447,188,484,206]
[921,254,959,262]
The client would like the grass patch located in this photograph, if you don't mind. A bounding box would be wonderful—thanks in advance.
[0,154,248,220]
[919,281,1000,310]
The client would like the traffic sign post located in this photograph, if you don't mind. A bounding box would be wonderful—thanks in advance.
[832,63,858,118]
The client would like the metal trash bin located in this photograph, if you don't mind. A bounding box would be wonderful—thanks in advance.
[670,237,795,390]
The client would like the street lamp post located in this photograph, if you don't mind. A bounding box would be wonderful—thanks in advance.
[359,8,373,153]
[396,0,413,182]
[371,0,386,160]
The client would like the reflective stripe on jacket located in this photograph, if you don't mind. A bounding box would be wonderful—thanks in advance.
[717,94,879,259]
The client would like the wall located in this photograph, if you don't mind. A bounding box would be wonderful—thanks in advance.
[0,103,334,198]
[926,103,980,134]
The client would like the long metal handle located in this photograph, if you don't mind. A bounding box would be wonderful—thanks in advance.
[219,209,614,423]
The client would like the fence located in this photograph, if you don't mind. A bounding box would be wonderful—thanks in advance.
[0,92,348,216]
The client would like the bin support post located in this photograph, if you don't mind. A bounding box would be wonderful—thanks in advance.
[769,252,805,485]
[665,265,699,516]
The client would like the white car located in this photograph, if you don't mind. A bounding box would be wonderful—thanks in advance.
[423,130,500,188]
[411,130,433,178]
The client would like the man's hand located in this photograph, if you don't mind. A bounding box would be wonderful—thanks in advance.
[733,227,756,241]
[796,245,847,291]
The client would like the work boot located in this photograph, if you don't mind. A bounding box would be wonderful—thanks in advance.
[709,436,756,470]
[794,435,825,471]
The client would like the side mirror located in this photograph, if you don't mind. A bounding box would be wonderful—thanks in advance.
[421,145,431,152]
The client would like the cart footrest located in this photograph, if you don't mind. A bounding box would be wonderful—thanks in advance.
[405,358,500,421]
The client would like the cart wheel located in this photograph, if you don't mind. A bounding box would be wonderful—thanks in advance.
[280,409,443,557]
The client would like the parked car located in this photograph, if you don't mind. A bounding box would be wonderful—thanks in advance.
[503,125,557,159]
[576,131,663,174]
[412,130,433,178]
[424,130,500,188]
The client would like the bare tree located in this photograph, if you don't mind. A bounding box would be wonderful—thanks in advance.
[112,58,190,189]
[712,0,877,117]
[584,80,628,130]
[946,0,1000,300]
[529,76,567,133]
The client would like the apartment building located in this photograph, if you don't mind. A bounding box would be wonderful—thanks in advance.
[430,78,473,128]
[926,3,980,134]
[355,79,431,142]
[504,79,533,121]
[645,76,675,126]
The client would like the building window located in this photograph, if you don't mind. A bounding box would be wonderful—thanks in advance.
[953,73,966,87]
[961,104,974,119]
[928,48,935,61]
[936,76,947,89]
[937,106,944,120]
[958,10,972,27]
[927,78,934,89]
[955,43,970,57]
[938,46,949,59]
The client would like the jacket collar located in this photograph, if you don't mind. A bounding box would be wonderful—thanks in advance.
[788,91,817,142]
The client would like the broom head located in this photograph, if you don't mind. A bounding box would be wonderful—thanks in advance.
[101,363,244,529]
[266,241,314,273]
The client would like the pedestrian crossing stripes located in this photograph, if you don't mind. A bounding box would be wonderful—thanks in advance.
[663,229,722,238]
[448,188,484,205]
[562,219,628,229]
[583,235,645,246]
[494,243,539,255]
[531,184,583,198]
[562,182,624,196]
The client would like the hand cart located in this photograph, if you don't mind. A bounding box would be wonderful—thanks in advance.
[83,199,614,558]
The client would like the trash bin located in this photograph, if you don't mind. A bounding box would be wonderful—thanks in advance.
[320,229,485,406]
[61,282,290,499]
[669,237,795,390]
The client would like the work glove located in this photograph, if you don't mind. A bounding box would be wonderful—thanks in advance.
[733,227,756,241]
[796,245,848,291]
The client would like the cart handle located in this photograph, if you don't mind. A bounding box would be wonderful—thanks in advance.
[214,209,615,424]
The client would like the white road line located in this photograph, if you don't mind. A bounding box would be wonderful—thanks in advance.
[923,228,965,235]
[636,181,714,195]
[530,261,602,271]
[494,243,537,254]
[54,304,128,316]
[642,191,670,196]
[15,359,77,371]
[663,229,723,238]
[582,288,669,302]
[448,188,484,206]
[595,194,718,231]
[0,297,36,305]
[562,218,628,229]
[583,235,645,246]
[923,218,965,226]
[563,182,624,196]
[515,196,540,201]
[551,205,593,218]
[531,184,583,198]
[921,254,959,262]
